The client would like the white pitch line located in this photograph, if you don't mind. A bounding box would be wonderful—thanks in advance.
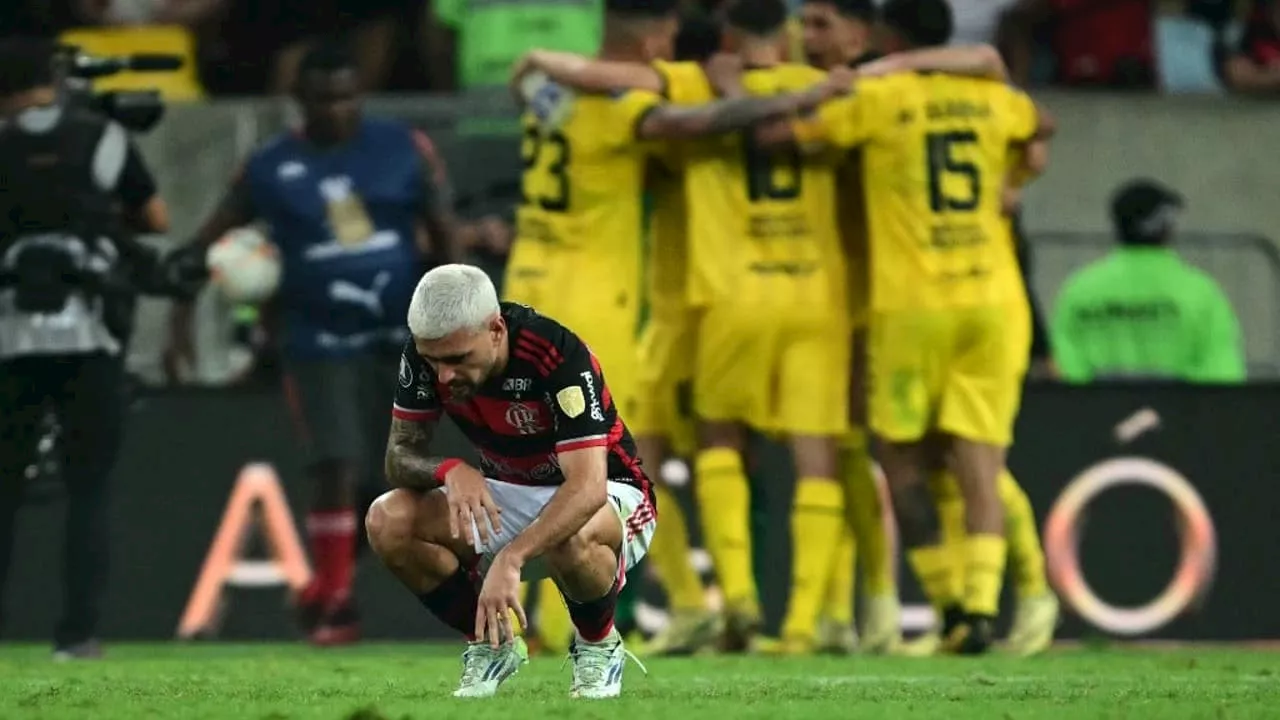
[673,675,1055,685]
[659,674,1274,686]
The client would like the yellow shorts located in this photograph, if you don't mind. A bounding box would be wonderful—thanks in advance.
[629,309,696,440]
[1005,291,1033,376]
[867,305,1029,446]
[694,303,850,437]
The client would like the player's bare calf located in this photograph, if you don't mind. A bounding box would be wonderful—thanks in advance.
[541,499,647,699]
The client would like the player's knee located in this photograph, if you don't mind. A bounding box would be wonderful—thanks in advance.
[543,506,620,573]
[792,434,838,478]
[543,529,594,574]
[889,482,939,548]
[365,489,418,561]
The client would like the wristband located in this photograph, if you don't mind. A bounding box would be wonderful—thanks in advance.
[435,458,463,483]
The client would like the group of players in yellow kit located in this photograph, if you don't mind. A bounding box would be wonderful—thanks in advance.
[504,0,1061,659]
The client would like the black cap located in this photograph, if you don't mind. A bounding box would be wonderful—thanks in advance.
[1110,178,1184,246]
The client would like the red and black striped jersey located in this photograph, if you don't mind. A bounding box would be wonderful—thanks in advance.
[392,302,652,504]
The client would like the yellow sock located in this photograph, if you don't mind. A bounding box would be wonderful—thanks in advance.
[907,544,963,609]
[821,526,856,626]
[930,470,969,613]
[963,534,1007,617]
[648,484,707,612]
[538,577,573,651]
[781,478,845,641]
[841,427,895,596]
[1000,469,1049,599]
[694,447,758,613]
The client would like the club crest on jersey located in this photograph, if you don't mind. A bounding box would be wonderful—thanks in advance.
[556,386,586,418]
[398,357,413,389]
[504,403,544,435]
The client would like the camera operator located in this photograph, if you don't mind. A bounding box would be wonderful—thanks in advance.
[0,37,202,659]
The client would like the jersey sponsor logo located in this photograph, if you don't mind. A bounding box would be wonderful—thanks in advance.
[580,370,604,422]
[319,175,377,246]
[328,271,392,319]
[504,402,544,435]
[503,377,533,393]
[531,455,561,482]
[478,451,521,479]
[556,386,586,418]
[544,391,560,431]
[398,356,414,389]
[476,448,560,484]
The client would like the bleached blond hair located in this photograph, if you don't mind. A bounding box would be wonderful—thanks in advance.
[406,264,500,340]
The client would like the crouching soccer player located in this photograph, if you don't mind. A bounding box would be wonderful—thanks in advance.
[366,265,656,698]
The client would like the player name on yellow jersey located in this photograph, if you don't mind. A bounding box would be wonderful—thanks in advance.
[670,62,846,315]
[796,73,1040,312]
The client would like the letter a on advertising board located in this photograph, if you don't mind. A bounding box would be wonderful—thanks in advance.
[176,462,312,638]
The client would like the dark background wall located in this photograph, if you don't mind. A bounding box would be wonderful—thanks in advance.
[6,384,1280,642]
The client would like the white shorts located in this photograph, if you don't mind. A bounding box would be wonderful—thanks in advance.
[438,479,657,589]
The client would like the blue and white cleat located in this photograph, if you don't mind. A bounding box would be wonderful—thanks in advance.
[453,636,529,698]
[567,629,646,699]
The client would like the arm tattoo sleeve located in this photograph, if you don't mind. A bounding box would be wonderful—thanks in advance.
[645,88,827,138]
[696,95,800,133]
[384,418,446,489]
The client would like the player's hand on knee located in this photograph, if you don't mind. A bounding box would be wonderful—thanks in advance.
[475,555,527,648]
[443,462,502,551]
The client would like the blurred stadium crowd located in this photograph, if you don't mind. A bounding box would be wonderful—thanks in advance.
[4,0,1280,96]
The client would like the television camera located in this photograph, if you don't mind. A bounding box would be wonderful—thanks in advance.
[54,45,184,134]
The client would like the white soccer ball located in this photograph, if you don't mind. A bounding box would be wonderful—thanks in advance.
[206,226,281,304]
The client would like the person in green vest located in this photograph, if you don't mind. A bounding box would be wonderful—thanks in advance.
[1050,179,1247,384]
[426,0,605,91]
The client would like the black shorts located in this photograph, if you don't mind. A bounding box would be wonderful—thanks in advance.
[284,351,398,470]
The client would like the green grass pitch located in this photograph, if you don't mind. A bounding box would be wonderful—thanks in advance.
[1,643,1277,719]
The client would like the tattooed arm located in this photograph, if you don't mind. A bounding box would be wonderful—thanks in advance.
[635,77,847,141]
[385,417,448,490]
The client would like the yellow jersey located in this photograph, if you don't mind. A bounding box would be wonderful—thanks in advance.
[515,86,664,311]
[643,60,707,317]
[680,63,845,313]
[644,159,687,317]
[796,73,1039,312]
